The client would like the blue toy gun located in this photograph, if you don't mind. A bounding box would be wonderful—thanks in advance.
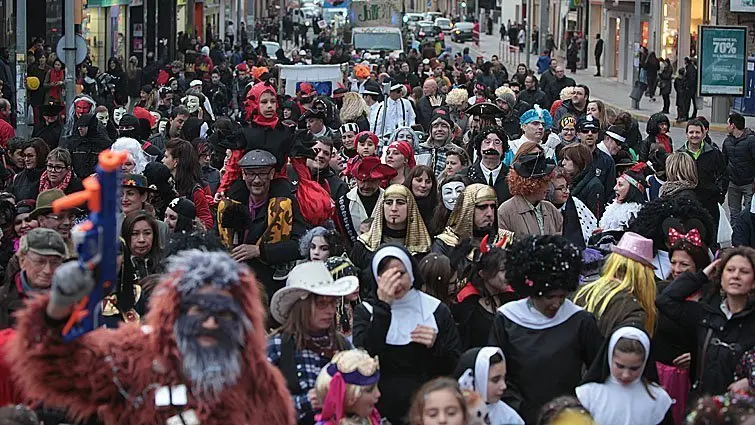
[51,150,128,342]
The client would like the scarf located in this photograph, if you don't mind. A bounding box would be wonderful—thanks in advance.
[659,180,696,199]
[245,82,280,128]
[39,169,72,192]
[656,134,672,154]
[303,332,339,360]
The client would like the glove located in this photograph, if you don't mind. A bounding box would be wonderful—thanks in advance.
[50,262,96,310]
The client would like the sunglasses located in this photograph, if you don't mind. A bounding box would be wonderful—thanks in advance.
[580,129,600,134]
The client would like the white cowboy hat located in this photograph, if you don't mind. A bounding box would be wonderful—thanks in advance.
[270,261,359,324]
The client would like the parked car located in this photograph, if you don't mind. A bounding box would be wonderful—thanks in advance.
[404,12,425,29]
[416,21,443,42]
[452,22,474,42]
[424,12,443,22]
[435,18,453,33]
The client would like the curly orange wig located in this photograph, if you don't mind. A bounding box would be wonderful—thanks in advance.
[354,64,370,80]
[507,168,553,197]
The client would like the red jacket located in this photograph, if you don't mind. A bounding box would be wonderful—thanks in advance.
[191,185,214,229]
[0,119,15,149]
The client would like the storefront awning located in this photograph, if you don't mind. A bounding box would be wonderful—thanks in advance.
[86,0,130,7]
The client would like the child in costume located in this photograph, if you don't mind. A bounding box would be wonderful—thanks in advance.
[576,326,673,425]
[454,347,525,425]
[315,349,382,425]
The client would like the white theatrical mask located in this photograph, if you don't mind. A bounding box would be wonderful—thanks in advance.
[184,95,201,113]
[96,112,109,126]
[441,181,466,211]
[158,119,168,135]
[113,107,126,125]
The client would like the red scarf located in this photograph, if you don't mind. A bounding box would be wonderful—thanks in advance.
[244,82,280,128]
[48,68,65,100]
[39,170,72,193]
[656,133,672,154]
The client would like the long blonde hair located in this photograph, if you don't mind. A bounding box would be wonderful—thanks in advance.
[574,253,657,335]
[340,92,371,123]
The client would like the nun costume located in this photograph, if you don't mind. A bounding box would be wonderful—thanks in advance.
[353,244,462,425]
[576,326,673,425]
[488,235,603,424]
[453,347,525,425]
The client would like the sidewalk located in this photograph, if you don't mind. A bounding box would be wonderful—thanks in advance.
[451,33,755,132]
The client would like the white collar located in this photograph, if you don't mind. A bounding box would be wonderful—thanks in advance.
[385,289,440,345]
[313,127,328,137]
[597,141,610,155]
[487,401,525,425]
[481,161,503,175]
[500,298,583,330]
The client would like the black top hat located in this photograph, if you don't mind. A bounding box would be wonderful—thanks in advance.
[39,102,64,117]
[513,152,556,179]
[302,108,327,121]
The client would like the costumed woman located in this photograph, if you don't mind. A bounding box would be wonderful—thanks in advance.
[652,227,710,425]
[299,227,345,262]
[598,167,647,233]
[383,140,416,186]
[656,246,755,396]
[350,184,432,277]
[314,349,382,425]
[163,197,198,234]
[576,326,673,425]
[9,249,296,425]
[574,232,658,337]
[268,261,359,424]
[353,244,462,425]
[452,235,515,350]
[453,347,525,425]
[547,167,598,249]
[489,235,602,423]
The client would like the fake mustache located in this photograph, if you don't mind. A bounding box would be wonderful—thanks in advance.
[482,148,501,156]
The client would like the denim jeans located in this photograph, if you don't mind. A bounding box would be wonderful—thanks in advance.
[727,182,754,220]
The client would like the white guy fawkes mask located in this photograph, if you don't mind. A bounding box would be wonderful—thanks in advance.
[184,95,200,113]
[96,112,109,126]
[113,107,126,125]
[158,119,168,135]
[441,181,466,211]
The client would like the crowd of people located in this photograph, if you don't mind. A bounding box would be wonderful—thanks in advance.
[0,24,754,425]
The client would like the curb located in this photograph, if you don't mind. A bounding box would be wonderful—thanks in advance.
[595,99,729,132]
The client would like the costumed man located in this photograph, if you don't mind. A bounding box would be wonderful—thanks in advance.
[181,89,214,136]
[578,115,616,203]
[416,109,464,176]
[361,82,383,121]
[59,113,112,179]
[506,106,557,166]
[303,108,335,139]
[62,94,96,138]
[433,183,514,268]
[8,249,296,425]
[335,156,396,249]
[31,102,64,149]
[349,63,371,94]
[217,149,306,298]
[117,114,163,160]
[94,105,119,141]
[305,136,348,202]
[466,127,511,204]
[370,81,416,138]
[463,103,504,159]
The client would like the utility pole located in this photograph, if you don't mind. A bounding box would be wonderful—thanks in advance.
[279,0,284,44]
[525,0,532,69]
[64,0,76,111]
[187,0,196,36]
[16,0,28,137]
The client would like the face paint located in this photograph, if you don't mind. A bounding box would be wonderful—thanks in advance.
[113,107,126,125]
[175,292,249,400]
[441,181,465,210]
[75,100,92,117]
[96,112,109,126]
[184,95,201,113]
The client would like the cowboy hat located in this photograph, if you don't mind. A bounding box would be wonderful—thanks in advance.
[270,261,359,323]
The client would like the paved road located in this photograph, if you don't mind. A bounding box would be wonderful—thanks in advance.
[445,38,730,148]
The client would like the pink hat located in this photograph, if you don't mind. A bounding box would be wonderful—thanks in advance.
[610,232,656,269]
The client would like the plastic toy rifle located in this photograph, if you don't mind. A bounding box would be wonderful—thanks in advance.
[52,150,128,342]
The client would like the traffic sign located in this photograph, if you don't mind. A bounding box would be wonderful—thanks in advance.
[56,35,89,66]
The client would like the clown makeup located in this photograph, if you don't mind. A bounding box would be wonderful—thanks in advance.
[184,95,201,113]
[441,181,465,210]
[113,107,126,125]
[96,111,109,126]
[309,235,330,261]
[175,289,249,400]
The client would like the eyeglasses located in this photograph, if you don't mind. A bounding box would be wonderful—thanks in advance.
[43,213,72,221]
[242,169,273,181]
[554,185,570,193]
[580,129,600,134]
[485,137,504,146]
[22,153,36,159]
[26,255,63,269]
[46,164,67,172]
[562,127,576,133]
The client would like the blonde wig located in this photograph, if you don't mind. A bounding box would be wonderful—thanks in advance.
[315,349,380,408]
[446,88,470,108]
[340,92,371,123]
[495,85,515,99]
[665,152,699,187]
[574,253,657,336]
